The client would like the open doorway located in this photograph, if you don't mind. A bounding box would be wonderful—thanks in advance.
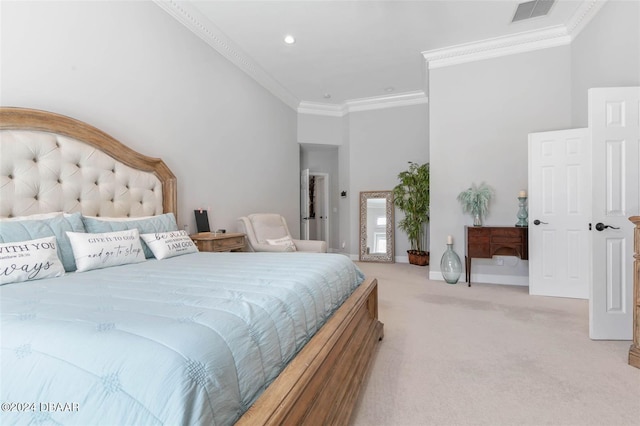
[300,144,339,251]
[308,173,329,242]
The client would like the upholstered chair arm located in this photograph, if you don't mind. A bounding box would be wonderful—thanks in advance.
[238,215,327,253]
[293,239,327,253]
[248,242,294,253]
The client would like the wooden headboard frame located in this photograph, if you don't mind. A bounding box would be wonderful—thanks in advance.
[0,107,177,221]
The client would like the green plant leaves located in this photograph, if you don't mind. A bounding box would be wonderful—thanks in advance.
[393,162,429,252]
[457,182,494,218]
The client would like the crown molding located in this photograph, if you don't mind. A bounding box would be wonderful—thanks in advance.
[347,91,428,113]
[153,0,300,110]
[298,102,347,117]
[423,0,607,69]
[423,26,571,69]
[298,91,428,117]
[564,0,607,36]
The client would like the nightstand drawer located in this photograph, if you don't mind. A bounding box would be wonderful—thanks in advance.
[191,233,246,252]
[213,236,244,251]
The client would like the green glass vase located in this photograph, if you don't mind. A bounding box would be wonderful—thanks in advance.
[440,243,462,284]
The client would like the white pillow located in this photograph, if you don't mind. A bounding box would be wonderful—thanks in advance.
[66,229,146,272]
[266,236,297,252]
[0,236,65,285]
[140,230,198,260]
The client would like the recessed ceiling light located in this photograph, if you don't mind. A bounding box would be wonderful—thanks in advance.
[323,93,331,99]
[284,35,296,45]
[384,87,395,92]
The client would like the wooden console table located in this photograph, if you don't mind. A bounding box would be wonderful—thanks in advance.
[464,226,528,287]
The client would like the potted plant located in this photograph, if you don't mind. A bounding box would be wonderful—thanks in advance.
[393,162,430,266]
[457,182,494,226]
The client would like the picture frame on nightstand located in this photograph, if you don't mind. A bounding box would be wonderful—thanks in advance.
[194,209,211,233]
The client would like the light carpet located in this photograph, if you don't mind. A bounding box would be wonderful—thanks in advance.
[350,262,640,426]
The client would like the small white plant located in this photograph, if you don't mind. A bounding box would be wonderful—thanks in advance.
[457,182,494,226]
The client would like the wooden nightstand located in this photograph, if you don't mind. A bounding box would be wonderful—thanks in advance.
[190,232,246,252]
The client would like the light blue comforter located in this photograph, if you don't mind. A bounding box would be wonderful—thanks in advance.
[0,252,364,425]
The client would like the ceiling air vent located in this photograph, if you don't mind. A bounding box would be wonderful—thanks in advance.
[512,0,555,22]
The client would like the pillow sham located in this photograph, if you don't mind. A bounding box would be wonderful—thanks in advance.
[81,213,178,259]
[0,236,65,285]
[266,236,297,252]
[140,230,198,260]
[66,229,146,272]
[0,212,86,272]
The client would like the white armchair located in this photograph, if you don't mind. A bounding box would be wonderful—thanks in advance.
[237,213,327,253]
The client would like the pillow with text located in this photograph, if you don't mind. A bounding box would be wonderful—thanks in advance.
[0,236,65,285]
[266,236,297,252]
[140,230,198,260]
[0,212,86,272]
[66,229,146,272]
[81,213,178,259]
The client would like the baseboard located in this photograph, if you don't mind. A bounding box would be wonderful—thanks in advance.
[428,270,529,286]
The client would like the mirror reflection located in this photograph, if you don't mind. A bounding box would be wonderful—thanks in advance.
[359,191,394,263]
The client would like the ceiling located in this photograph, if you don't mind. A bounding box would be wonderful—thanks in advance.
[156,0,602,110]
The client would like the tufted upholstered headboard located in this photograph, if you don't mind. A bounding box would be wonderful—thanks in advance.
[0,107,177,221]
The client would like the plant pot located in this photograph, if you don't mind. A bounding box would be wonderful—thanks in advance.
[408,250,429,266]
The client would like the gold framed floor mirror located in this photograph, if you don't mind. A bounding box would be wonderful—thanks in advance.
[359,191,395,263]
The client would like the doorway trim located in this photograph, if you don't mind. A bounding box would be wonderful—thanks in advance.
[307,172,330,248]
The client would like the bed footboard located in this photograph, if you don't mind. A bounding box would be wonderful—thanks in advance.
[237,277,384,425]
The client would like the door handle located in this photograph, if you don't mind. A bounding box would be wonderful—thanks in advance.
[595,222,620,231]
[533,219,548,225]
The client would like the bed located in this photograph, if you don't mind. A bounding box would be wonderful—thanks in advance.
[0,107,384,425]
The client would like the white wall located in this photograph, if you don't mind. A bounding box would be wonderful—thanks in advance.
[298,104,429,259]
[428,0,639,285]
[298,114,345,146]
[429,47,572,284]
[1,1,298,234]
[339,119,352,254]
[348,103,429,260]
[298,113,351,252]
[571,0,640,127]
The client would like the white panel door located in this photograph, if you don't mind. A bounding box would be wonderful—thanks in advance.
[589,87,640,340]
[300,168,310,240]
[528,129,591,299]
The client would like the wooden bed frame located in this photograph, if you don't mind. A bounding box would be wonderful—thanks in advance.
[0,107,384,425]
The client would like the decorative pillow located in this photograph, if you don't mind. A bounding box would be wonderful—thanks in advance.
[82,213,178,259]
[66,229,146,272]
[140,230,198,260]
[0,236,65,285]
[0,212,86,272]
[266,236,297,252]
